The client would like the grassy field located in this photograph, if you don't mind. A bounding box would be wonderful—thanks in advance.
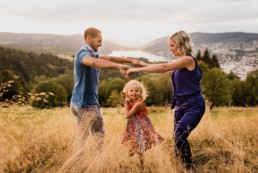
[0,105,257,173]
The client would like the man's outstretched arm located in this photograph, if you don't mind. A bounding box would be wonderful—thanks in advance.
[100,55,143,67]
[82,56,129,70]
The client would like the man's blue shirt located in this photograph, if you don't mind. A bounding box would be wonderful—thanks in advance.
[71,43,100,107]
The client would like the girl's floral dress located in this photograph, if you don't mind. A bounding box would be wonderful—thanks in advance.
[121,100,164,154]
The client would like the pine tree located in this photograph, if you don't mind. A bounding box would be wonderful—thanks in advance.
[196,49,202,61]
[202,48,212,67]
[211,54,220,68]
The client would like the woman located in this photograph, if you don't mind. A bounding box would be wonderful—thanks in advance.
[127,30,206,169]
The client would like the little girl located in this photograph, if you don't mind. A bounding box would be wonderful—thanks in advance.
[121,80,164,164]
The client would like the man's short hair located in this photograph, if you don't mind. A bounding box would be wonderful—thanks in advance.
[84,27,101,39]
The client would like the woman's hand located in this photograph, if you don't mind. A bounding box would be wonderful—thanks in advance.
[127,68,141,77]
[130,59,149,67]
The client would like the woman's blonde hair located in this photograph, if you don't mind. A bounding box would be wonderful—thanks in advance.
[121,80,148,101]
[169,30,194,56]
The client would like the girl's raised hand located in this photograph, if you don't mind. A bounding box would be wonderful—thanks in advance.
[125,97,131,105]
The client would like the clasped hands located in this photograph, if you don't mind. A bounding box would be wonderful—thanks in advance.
[119,60,147,78]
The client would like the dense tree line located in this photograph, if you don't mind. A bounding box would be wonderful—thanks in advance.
[196,49,258,108]
[0,46,73,90]
[0,46,257,108]
[0,46,73,107]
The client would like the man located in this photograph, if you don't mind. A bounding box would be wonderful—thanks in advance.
[70,27,141,153]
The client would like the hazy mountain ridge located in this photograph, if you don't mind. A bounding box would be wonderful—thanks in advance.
[191,32,258,44]
[2,32,258,56]
[143,32,258,57]
[142,36,172,58]
[0,32,128,56]
[1,32,258,79]
[143,32,258,80]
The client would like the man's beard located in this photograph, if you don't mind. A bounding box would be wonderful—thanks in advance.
[90,44,98,52]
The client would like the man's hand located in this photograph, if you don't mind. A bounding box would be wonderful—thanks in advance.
[120,69,128,78]
[138,61,149,67]
[130,59,140,66]
[130,59,149,67]
[119,65,130,78]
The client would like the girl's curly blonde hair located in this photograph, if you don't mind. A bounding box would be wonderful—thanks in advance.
[121,80,148,101]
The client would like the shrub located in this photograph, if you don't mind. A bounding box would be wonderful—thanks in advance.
[31,81,67,108]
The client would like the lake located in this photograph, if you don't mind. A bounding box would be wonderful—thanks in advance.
[108,50,168,62]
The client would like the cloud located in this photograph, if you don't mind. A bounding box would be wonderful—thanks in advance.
[1,0,257,23]
[0,0,258,46]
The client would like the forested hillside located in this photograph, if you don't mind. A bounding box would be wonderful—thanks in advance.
[0,46,73,86]
[1,46,257,108]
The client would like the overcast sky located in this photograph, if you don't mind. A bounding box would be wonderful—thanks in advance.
[0,0,257,46]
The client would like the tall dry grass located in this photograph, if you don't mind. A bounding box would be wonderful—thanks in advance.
[0,105,257,173]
